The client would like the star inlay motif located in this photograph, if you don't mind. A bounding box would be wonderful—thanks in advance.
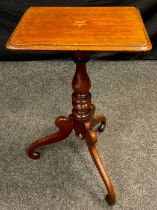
[73,20,87,28]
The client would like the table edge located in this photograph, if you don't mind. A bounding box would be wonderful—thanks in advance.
[6,6,152,52]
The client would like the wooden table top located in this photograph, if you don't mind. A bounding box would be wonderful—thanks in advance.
[6,7,152,52]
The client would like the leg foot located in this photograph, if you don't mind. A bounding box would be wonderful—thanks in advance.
[84,127,116,205]
[30,151,40,160]
[27,115,73,159]
[97,121,106,132]
[105,194,115,206]
[93,115,106,132]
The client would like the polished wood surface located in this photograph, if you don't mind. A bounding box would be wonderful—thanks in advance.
[7,7,152,206]
[27,52,115,205]
[72,52,91,138]
[28,116,73,159]
[7,7,152,52]
[84,128,116,205]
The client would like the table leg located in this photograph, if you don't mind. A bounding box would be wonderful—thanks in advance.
[84,127,116,205]
[73,52,116,205]
[27,115,73,159]
[93,115,106,132]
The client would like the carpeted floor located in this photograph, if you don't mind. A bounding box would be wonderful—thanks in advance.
[0,60,157,210]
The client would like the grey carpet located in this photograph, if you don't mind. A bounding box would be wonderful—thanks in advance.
[0,60,157,210]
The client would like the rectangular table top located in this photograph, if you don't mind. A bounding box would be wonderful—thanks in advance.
[6,7,152,52]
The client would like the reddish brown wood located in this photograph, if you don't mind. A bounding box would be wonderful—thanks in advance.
[27,51,116,205]
[84,127,116,205]
[27,116,73,159]
[93,115,106,132]
[6,6,153,206]
[72,52,93,138]
[6,7,152,52]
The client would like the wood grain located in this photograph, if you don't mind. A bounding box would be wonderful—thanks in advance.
[27,116,73,159]
[6,7,152,52]
[26,51,116,205]
[84,128,116,205]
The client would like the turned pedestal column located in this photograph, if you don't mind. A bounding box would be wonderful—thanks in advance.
[27,52,116,205]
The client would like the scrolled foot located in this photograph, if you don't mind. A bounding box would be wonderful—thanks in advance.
[105,194,116,206]
[28,151,40,160]
[92,115,106,132]
[97,121,106,132]
[27,115,73,159]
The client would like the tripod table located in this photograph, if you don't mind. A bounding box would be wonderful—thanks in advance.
[6,7,152,205]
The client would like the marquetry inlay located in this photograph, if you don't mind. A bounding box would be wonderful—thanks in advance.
[73,20,87,28]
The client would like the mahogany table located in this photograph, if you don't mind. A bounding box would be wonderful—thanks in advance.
[6,7,152,206]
